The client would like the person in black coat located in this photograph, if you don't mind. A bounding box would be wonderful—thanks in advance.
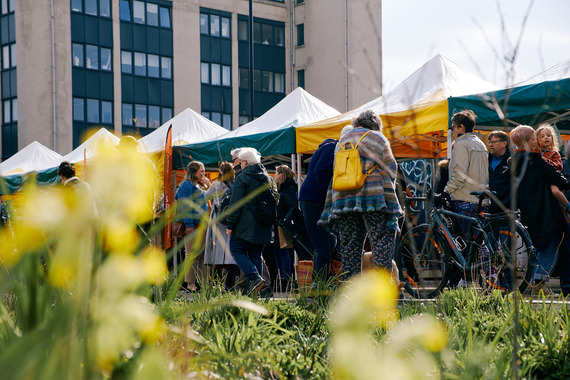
[299,138,338,281]
[274,165,297,289]
[510,125,570,294]
[487,131,512,213]
[225,148,276,295]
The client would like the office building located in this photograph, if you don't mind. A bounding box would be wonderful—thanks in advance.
[0,0,382,160]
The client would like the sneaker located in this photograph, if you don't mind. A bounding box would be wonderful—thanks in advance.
[247,277,265,296]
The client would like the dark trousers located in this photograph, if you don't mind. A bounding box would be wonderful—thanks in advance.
[229,236,264,282]
[300,200,336,281]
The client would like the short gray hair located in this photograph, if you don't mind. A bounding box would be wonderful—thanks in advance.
[237,147,261,164]
[352,110,383,131]
[230,148,243,159]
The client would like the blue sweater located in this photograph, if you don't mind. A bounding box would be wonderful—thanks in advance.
[299,138,337,204]
[175,180,207,228]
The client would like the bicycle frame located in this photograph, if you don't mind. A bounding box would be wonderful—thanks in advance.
[425,207,496,272]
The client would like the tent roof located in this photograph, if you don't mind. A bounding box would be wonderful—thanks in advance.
[0,141,62,175]
[295,55,498,153]
[515,59,570,86]
[56,128,120,165]
[448,59,570,128]
[174,87,340,167]
[139,108,228,153]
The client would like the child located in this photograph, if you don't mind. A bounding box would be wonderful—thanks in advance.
[535,123,570,220]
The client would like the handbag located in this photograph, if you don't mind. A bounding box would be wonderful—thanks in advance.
[278,226,294,249]
[172,221,186,239]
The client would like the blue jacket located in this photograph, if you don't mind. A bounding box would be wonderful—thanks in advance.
[488,151,511,213]
[175,180,207,228]
[299,138,337,204]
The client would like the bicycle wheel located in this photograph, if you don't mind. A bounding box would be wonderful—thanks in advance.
[396,224,450,299]
[473,218,535,294]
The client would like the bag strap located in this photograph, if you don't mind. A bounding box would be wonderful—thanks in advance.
[355,131,378,175]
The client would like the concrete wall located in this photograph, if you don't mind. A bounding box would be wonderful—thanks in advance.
[294,0,382,112]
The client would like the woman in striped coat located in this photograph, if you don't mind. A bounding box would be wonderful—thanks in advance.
[319,110,403,280]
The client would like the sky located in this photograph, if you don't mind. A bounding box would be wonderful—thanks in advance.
[381,0,570,93]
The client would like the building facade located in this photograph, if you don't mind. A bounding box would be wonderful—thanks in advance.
[0,0,382,160]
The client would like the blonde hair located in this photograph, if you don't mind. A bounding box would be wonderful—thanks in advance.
[535,123,559,151]
[510,125,535,149]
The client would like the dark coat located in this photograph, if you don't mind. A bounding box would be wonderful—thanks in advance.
[488,151,511,213]
[299,138,337,204]
[225,163,274,245]
[512,150,570,247]
[277,178,298,220]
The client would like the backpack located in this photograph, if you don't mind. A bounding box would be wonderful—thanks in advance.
[332,130,378,191]
[252,178,278,225]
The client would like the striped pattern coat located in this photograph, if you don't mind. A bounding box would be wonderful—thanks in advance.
[318,127,403,226]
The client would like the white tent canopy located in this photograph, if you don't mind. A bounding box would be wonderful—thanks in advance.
[174,87,341,164]
[139,108,228,153]
[53,127,120,165]
[220,87,340,139]
[0,141,63,175]
[516,59,570,86]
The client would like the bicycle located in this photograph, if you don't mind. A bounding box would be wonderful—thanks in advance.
[396,190,537,298]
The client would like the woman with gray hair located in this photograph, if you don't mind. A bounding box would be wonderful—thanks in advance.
[319,110,403,280]
[225,147,277,295]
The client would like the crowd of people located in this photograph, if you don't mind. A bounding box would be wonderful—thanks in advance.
[171,109,570,297]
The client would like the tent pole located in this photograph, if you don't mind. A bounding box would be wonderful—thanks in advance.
[296,153,302,195]
[447,128,452,159]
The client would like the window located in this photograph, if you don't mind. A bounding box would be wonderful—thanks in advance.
[121,51,132,73]
[221,17,230,38]
[162,107,172,123]
[210,15,220,37]
[122,104,133,125]
[87,99,99,123]
[134,52,146,76]
[147,54,159,77]
[200,14,209,35]
[297,69,305,89]
[11,98,16,121]
[275,26,284,46]
[297,24,304,46]
[201,111,210,119]
[73,98,85,121]
[201,62,209,84]
[72,44,83,67]
[239,68,248,89]
[253,22,261,44]
[211,63,220,86]
[211,112,221,126]
[85,45,99,70]
[1,46,8,69]
[71,0,82,12]
[222,65,231,86]
[101,101,112,124]
[160,7,170,28]
[85,0,97,16]
[135,104,146,127]
[238,20,248,41]
[9,43,15,67]
[119,0,131,21]
[274,73,284,93]
[161,57,171,79]
[99,0,110,17]
[148,105,160,128]
[262,71,273,92]
[133,1,145,24]
[261,24,273,45]
[223,114,231,130]
[100,48,111,71]
[239,114,248,126]
[297,0,304,3]
[253,69,261,91]
[3,100,9,123]
[146,3,158,26]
